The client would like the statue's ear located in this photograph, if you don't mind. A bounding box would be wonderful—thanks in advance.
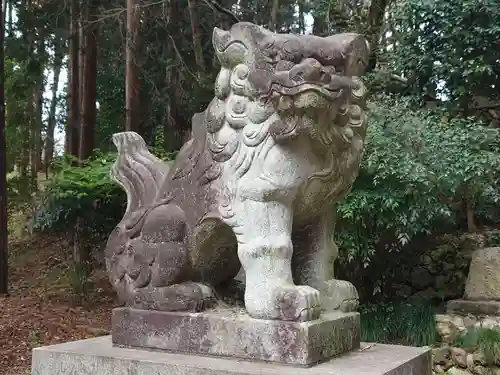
[212,27,231,52]
[334,33,370,77]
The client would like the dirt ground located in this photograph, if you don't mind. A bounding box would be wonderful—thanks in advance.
[0,234,116,375]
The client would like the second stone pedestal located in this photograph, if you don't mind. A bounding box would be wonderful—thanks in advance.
[112,307,360,366]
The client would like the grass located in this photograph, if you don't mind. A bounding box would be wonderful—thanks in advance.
[360,302,438,346]
[454,327,500,365]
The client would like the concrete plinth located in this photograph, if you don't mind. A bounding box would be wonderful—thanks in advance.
[31,336,432,375]
[112,307,360,366]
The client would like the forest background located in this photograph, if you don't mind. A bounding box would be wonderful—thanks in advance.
[1,1,500,371]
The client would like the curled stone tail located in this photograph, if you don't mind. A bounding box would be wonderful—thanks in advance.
[111,132,170,217]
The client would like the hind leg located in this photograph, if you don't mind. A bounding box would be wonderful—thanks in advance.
[292,207,359,312]
[121,203,214,311]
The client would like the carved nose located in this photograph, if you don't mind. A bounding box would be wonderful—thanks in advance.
[212,27,231,51]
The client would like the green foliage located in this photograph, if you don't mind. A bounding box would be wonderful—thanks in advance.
[454,328,500,365]
[336,96,500,267]
[27,329,43,348]
[360,302,438,346]
[488,229,500,246]
[389,0,500,103]
[33,153,126,240]
[66,261,94,298]
[33,148,173,241]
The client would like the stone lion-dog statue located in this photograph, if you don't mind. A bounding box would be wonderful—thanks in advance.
[105,22,369,322]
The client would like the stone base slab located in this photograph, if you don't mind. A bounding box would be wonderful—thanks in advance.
[32,336,432,375]
[111,307,360,366]
[447,299,500,316]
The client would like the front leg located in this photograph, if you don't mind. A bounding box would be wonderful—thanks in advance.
[292,207,359,312]
[234,199,321,322]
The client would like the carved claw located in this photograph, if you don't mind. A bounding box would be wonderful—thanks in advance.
[245,283,321,322]
[276,285,322,322]
[320,279,359,313]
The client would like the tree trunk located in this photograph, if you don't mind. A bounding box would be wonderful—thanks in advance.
[79,2,98,161]
[32,71,43,174]
[366,0,389,68]
[268,0,279,32]
[465,195,477,233]
[187,0,205,74]
[125,0,140,132]
[78,2,85,151]
[0,0,7,296]
[67,0,80,158]
[298,2,305,34]
[5,0,11,37]
[44,37,64,175]
[312,15,328,36]
[1,0,5,32]
[163,0,190,152]
[33,36,44,174]
[23,0,38,192]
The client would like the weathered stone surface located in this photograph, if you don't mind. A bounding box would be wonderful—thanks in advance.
[32,336,432,375]
[111,307,360,366]
[436,314,465,343]
[447,368,472,375]
[465,247,500,301]
[451,347,468,368]
[432,347,452,370]
[411,267,434,289]
[104,22,370,322]
[447,300,500,316]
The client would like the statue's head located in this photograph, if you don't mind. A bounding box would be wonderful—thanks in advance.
[212,22,370,145]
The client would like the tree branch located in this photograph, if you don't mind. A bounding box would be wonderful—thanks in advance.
[202,0,239,23]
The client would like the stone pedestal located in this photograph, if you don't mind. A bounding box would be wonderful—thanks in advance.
[31,336,432,375]
[112,307,360,366]
[447,299,500,316]
[447,247,500,316]
[464,247,500,301]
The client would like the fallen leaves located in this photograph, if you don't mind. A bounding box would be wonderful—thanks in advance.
[1,234,115,375]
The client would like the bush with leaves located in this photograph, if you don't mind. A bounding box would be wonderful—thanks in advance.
[33,153,126,244]
[34,146,174,238]
[336,96,500,296]
[388,0,500,104]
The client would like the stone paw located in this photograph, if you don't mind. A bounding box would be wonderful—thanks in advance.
[275,285,321,322]
[321,279,359,313]
[130,281,215,312]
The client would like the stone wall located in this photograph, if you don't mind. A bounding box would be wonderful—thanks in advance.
[432,345,500,375]
[432,314,500,374]
[377,233,488,302]
[436,314,500,343]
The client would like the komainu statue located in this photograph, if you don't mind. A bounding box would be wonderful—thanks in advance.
[105,22,369,322]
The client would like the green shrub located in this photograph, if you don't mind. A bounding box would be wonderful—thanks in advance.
[33,152,126,242]
[454,328,500,366]
[360,302,438,346]
[33,148,173,247]
[336,97,500,297]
